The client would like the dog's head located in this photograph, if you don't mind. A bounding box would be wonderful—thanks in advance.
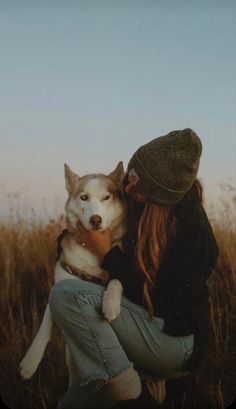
[64,162,125,232]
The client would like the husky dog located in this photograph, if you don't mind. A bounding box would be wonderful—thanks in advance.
[20,162,126,383]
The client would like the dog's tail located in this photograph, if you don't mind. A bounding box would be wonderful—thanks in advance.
[19,304,53,379]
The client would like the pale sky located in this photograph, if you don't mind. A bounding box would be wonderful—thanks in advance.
[0,0,236,220]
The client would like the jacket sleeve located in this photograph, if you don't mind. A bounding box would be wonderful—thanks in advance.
[101,245,144,303]
[169,223,218,372]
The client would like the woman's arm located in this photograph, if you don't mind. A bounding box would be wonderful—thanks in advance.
[74,221,144,303]
[101,245,144,304]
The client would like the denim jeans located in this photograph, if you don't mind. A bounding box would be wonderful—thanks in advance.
[49,278,193,408]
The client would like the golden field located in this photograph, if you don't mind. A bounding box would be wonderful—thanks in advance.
[0,188,235,409]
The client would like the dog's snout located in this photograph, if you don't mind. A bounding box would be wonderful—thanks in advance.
[90,215,102,228]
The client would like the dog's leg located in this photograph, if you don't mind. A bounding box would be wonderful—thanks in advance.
[19,304,53,379]
[102,279,123,322]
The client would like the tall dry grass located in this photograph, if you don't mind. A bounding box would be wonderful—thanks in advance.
[0,212,67,409]
[0,189,236,409]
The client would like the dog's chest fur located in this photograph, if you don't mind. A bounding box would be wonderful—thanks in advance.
[55,234,123,283]
[65,240,103,275]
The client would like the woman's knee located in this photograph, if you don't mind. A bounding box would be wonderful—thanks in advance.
[49,278,104,318]
[49,279,77,317]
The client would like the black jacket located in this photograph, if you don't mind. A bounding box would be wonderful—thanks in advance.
[101,190,219,372]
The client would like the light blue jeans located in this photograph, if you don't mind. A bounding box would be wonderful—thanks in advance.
[49,278,193,408]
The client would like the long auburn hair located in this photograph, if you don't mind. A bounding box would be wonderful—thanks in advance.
[133,178,203,318]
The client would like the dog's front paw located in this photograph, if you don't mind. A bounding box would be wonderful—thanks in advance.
[102,291,121,322]
[19,352,39,380]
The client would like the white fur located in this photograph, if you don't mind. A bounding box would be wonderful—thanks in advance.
[102,279,123,322]
[19,163,126,384]
[67,178,125,233]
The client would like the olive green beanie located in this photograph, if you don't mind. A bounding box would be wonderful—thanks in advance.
[127,128,202,205]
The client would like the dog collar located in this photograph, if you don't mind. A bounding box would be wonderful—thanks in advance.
[60,260,109,286]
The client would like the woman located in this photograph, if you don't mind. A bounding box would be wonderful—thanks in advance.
[49,128,218,409]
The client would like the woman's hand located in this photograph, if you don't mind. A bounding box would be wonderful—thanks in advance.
[75,221,112,261]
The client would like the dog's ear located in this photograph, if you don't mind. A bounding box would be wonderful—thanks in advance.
[108,161,124,187]
[64,164,80,195]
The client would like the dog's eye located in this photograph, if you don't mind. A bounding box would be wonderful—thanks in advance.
[103,194,111,201]
[80,194,88,201]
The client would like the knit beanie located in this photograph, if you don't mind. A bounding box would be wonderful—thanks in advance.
[127,128,202,205]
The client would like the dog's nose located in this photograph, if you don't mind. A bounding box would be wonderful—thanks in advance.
[90,215,102,228]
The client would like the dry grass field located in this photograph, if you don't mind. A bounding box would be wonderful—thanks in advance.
[0,189,236,409]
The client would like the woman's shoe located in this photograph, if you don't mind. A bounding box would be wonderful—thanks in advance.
[118,381,159,409]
